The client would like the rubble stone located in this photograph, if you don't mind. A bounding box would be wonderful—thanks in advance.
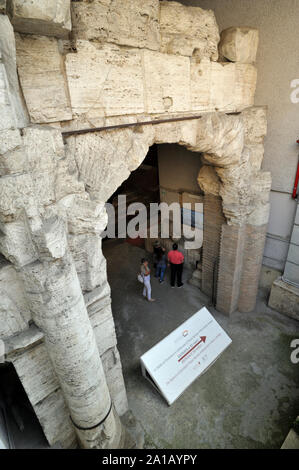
[219,27,259,64]
[160,1,219,59]
[72,0,160,51]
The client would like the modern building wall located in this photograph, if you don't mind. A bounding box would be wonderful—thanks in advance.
[181,0,299,272]
[284,202,299,284]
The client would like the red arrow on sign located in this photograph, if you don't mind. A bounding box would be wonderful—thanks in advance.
[178,336,207,362]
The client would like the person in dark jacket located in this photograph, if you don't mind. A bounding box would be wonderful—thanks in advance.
[153,240,161,270]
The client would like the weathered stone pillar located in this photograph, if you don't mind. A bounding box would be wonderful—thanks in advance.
[201,194,226,298]
[216,224,245,315]
[238,224,268,312]
[20,251,123,449]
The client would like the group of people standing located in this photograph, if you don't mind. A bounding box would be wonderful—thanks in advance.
[140,242,184,302]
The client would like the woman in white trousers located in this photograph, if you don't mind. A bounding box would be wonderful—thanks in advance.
[141,258,155,302]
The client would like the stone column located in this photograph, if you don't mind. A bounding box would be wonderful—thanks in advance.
[216,224,245,315]
[201,194,226,298]
[238,224,268,312]
[20,251,123,449]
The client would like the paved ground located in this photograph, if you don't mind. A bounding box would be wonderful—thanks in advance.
[103,239,299,449]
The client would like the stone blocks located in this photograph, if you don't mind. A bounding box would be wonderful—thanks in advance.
[0,128,25,176]
[65,41,144,118]
[0,259,30,337]
[65,42,256,119]
[8,0,72,38]
[269,278,299,321]
[143,50,191,113]
[219,27,259,64]
[72,0,160,51]
[0,15,27,130]
[216,223,268,313]
[191,60,257,113]
[15,34,72,123]
[160,0,219,59]
[16,29,257,124]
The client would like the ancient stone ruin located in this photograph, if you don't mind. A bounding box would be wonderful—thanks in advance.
[0,0,271,448]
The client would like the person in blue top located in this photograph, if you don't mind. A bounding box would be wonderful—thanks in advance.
[154,247,167,284]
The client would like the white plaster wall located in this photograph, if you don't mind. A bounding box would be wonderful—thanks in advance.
[180,0,299,270]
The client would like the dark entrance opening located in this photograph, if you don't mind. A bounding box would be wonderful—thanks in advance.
[105,144,160,248]
[0,362,48,449]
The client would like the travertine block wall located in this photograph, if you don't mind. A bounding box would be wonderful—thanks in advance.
[9,0,257,125]
[201,194,226,298]
[72,0,160,50]
[15,38,257,122]
[0,0,271,448]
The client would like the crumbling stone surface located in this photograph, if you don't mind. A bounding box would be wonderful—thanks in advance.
[194,112,245,167]
[219,27,259,64]
[0,15,27,130]
[0,105,128,447]
[0,0,6,14]
[241,106,267,171]
[0,258,31,337]
[196,108,270,226]
[160,0,219,59]
[197,166,220,197]
[8,0,72,38]
[72,0,160,51]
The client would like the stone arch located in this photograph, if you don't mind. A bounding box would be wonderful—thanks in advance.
[0,1,271,449]
[0,108,270,448]
[65,108,271,314]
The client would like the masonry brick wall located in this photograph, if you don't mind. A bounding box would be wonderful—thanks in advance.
[216,224,245,314]
[238,224,268,312]
[201,195,226,298]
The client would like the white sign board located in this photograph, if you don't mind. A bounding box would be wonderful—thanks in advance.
[140,307,232,405]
